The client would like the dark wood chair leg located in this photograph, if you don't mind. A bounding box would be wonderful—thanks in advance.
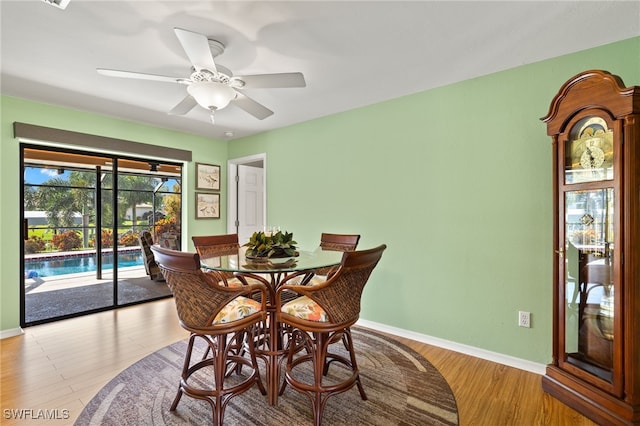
[170,333,197,411]
[343,328,367,400]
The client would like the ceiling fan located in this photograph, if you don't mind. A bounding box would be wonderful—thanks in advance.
[97,28,306,124]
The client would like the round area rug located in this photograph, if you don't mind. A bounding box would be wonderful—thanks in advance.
[75,328,458,425]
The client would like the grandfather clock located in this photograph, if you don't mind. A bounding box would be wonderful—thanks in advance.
[541,70,640,425]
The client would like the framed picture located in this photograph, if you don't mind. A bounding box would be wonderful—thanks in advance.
[195,192,220,219]
[196,163,220,191]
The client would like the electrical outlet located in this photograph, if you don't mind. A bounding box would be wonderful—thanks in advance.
[518,311,531,328]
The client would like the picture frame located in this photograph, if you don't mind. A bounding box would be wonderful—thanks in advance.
[196,163,221,191]
[195,192,220,219]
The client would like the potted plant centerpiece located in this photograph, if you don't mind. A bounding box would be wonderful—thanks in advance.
[243,230,299,261]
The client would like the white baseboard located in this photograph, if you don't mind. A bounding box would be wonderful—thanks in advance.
[356,319,546,375]
[0,327,24,340]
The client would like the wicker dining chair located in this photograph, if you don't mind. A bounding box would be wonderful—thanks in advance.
[315,233,360,277]
[150,245,267,426]
[287,233,361,288]
[275,244,387,426]
[192,234,265,289]
[319,233,361,252]
[192,234,242,282]
[192,234,241,257]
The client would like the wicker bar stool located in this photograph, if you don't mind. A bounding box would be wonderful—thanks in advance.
[319,233,360,252]
[192,234,241,257]
[192,234,267,289]
[315,233,360,277]
[151,245,267,426]
[191,233,268,361]
[286,233,361,288]
[275,244,386,426]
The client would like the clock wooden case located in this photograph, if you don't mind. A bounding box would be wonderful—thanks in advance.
[541,70,640,425]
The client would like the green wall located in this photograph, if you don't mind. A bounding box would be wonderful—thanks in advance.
[1,37,638,365]
[0,98,229,332]
[229,37,640,364]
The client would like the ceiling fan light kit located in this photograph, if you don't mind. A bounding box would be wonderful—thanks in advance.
[187,81,236,111]
[97,27,306,126]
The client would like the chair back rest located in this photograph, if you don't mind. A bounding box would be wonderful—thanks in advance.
[192,234,240,257]
[139,230,154,246]
[313,244,386,324]
[138,231,155,261]
[150,245,242,329]
[320,233,361,252]
[138,230,165,281]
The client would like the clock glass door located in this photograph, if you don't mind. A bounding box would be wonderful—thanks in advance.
[559,113,620,391]
[563,188,614,383]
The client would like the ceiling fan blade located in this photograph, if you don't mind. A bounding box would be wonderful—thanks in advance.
[235,72,306,89]
[232,91,274,120]
[173,27,217,73]
[168,95,198,115]
[97,68,187,84]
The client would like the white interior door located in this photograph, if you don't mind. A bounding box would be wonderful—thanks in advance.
[237,164,264,244]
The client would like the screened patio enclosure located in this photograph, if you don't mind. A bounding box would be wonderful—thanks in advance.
[21,145,182,326]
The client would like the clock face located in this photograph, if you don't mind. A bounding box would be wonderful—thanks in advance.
[579,142,606,169]
[565,117,614,184]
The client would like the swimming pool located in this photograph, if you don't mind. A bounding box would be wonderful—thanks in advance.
[24,250,143,278]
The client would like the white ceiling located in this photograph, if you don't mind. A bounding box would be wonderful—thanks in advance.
[1,1,639,141]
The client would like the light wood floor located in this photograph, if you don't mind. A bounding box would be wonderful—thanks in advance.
[1,299,597,426]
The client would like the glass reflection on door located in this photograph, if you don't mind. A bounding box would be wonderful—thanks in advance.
[564,188,614,382]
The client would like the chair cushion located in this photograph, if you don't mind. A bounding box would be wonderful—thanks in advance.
[204,271,266,288]
[281,296,328,322]
[225,277,266,287]
[308,275,327,285]
[287,275,326,286]
[225,278,246,287]
[213,296,262,324]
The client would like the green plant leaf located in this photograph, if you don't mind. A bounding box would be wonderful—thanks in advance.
[243,230,298,258]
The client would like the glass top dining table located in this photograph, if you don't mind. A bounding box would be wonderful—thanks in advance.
[198,246,344,406]
[199,247,343,275]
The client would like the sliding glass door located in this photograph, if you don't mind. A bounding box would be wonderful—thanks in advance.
[22,145,181,326]
[114,160,182,305]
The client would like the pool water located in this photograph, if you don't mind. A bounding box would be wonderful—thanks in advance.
[25,251,143,278]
